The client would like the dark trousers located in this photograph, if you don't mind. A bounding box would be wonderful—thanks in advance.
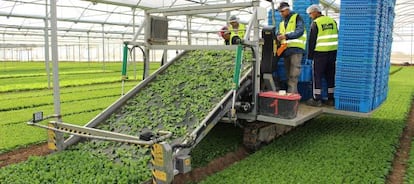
[312,51,336,100]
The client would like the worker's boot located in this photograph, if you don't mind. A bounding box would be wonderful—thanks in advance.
[323,93,335,106]
[306,98,322,107]
[323,99,334,106]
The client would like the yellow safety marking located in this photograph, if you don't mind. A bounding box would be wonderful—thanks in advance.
[47,124,57,150]
[151,144,164,166]
[185,158,191,166]
[152,169,167,182]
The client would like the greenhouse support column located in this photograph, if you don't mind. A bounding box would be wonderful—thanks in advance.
[121,34,124,62]
[78,37,81,62]
[133,8,137,79]
[186,15,192,45]
[411,23,413,64]
[143,12,150,79]
[102,24,105,71]
[252,7,260,115]
[72,45,75,62]
[179,30,182,45]
[66,45,69,61]
[87,32,90,65]
[3,34,5,68]
[106,37,111,62]
[226,0,230,24]
[50,0,64,151]
[206,33,209,45]
[112,41,116,61]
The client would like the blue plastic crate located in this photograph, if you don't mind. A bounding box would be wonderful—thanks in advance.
[276,61,287,81]
[341,6,380,12]
[337,49,378,59]
[336,62,377,75]
[320,78,329,100]
[335,84,377,94]
[340,18,380,25]
[339,39,379,46]
[372,95,384,109]
[336,75,376,84]
[340,15,380,21]
[334,95,373,113]
[341,0,380,6]
[338,35,380,44]
[334,89,376,100]
[336,56,377,64]
[298,82,312,101]
[276,60,312,82]
[299,60,312,82]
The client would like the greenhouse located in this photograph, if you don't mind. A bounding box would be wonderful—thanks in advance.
[0,0,414,183]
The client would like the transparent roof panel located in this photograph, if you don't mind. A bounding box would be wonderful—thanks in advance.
[0,0,412,54]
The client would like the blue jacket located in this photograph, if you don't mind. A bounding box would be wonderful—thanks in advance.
[278,11,305,57]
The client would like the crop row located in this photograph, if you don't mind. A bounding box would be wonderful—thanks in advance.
[0,64,142,152]
[0,95,120,126]
[0,72,125,92]
[0,109,103,153]
[0,96,119,152]
[0,62,159,92]
[0,81,137,102]
[0,50,252,183]
[0,83,136,112]
[200,67,414,183]
[190,123,243,168]
[0,70,113,79]
[0,62,131,76]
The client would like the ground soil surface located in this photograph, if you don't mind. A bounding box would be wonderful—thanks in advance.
[0,143,50,168]
[386,100,414,184]
[1,101,413,184]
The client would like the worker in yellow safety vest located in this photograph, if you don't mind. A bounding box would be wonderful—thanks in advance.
[276,2,307,94]
[305,4,338,107]
[228,15,246,45]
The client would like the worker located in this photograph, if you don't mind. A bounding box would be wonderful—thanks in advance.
[305,4,338,107]
[276,2,307,94]
[228,15,246,45]
[219,26,231,45]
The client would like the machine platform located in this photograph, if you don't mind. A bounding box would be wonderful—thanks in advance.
[249,103,372,127]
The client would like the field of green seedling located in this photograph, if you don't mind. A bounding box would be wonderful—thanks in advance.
[201,67,414,184]
[0,50,252,183]
[0,56,413,183]
[0,61,159,153]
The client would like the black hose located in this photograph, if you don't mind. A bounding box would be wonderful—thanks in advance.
[128,45,147,80]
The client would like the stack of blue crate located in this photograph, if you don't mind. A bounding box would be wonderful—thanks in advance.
[374,0,395,108]
[335,0,395,112]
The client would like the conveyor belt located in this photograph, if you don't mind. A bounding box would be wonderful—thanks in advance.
[64,50,252,154]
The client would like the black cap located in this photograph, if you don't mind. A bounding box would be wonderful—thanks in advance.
[278,2,290,11]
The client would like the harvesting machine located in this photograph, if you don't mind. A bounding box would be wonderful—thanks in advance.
[28,1,378,184]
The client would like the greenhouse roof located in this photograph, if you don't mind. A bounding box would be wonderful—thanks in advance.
[0,0,412,53]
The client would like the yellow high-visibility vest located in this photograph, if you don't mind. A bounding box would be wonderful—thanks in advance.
[229,23,246,45]
[279,13,306,49]
[314,16,338,52]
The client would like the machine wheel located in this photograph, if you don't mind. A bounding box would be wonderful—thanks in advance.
[243,122,293,151]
